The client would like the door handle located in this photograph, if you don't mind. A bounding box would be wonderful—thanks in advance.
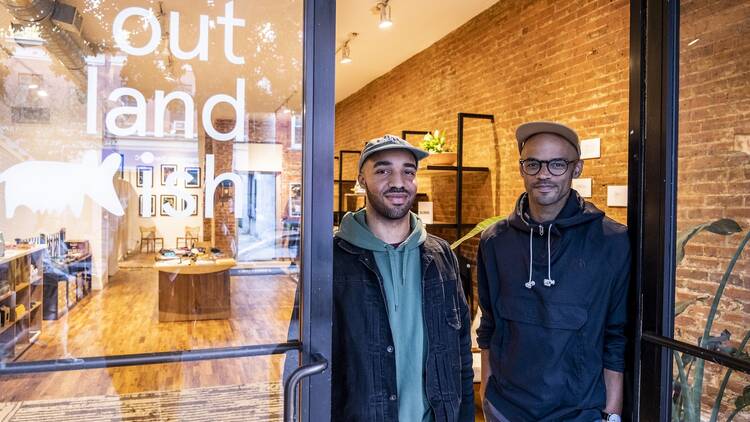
[283,353,328,422]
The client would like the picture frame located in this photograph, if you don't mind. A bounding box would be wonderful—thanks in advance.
[289,183,302,217]
[161,164,177,185]
[136,166,153,187]
[138,195,156,217]
[160,195,176,216]
[180,195,200,216]
[185,167,201,188]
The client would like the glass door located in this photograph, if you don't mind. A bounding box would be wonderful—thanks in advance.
[0,0,333,420]
[630,0,750,420]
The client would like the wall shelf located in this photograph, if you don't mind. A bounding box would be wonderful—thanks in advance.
[402,113,495,317]
[0,246,44,362]
[0,290,12,302]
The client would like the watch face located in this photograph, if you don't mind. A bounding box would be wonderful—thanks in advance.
[607,415,622,422]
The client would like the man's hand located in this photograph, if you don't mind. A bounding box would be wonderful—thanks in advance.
[480,349,492,401]
[603,368,623,415]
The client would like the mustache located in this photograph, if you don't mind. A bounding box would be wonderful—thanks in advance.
[384,187,409,194]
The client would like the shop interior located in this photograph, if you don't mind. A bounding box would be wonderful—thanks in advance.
[0,0,748,420]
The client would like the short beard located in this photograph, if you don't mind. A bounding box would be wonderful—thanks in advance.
[366,188,414,220]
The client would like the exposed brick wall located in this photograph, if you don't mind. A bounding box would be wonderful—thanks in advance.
[203,119,236,255]
[673,0,750,417]
[276,112,303,259]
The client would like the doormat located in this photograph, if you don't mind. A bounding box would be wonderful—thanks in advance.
[0,382,282,422]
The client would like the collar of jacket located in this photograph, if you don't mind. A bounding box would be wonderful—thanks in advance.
[509,190,593,236]
[335,235,441,276]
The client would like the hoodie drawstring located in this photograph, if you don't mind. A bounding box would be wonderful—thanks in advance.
[543,225,556,287]
[526,224,556,289]
[525,230,535,289]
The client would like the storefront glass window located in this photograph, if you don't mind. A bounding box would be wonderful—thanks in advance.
[673,1,750,420]
[0,0,302,417]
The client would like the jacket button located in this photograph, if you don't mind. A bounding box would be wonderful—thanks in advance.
[389,394,397,401]
[386,346,394,353]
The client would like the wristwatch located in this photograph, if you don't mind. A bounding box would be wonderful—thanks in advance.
[601,411,622,422]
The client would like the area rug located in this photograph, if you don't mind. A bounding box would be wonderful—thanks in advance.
[0,382,282,421]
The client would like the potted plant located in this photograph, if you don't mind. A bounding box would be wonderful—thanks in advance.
[420,130,456,166]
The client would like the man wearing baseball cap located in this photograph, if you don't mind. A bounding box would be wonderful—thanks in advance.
[332,134,474,421]
[476,122,630,422]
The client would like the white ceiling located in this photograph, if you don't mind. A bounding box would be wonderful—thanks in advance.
[335,0,499,102]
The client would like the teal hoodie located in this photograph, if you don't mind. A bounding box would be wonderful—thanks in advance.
[336,209,433,422]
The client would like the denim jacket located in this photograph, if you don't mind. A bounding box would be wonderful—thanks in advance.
[332,235,474,422]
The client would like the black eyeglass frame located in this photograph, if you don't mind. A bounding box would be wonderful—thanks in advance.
[518,158,579,176]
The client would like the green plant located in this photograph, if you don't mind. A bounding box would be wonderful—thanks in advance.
[452,215,750,421]
[420,130,452,153]
[672,218,749,422]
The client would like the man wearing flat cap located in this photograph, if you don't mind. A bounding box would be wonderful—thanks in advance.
[476,122,630,422]
[331,134,474,421]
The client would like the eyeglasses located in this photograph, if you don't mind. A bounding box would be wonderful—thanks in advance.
[519,159,578,176]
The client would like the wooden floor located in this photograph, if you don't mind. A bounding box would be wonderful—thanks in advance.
[0,263,298,403]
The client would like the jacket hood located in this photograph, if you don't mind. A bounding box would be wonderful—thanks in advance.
[335,209,427,251]
[507,190,604,290]
[508,190,604,233]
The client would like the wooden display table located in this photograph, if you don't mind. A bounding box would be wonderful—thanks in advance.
[155,258,235,322]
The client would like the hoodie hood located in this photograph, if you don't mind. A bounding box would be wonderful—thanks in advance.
[336,209,427,251]
[335,209,427,311]
[508,190,604,290]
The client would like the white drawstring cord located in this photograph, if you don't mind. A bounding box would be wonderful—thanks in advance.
[543,225,556,287]
[525,229,535,289]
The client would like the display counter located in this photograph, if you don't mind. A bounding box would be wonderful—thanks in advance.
[155,258,235,322]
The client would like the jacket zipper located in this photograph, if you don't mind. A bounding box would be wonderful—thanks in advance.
[538,224,544,236]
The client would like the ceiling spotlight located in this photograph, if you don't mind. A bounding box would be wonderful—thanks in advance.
[378,1,392,29]
[36,90,48,97]
[340,43,352,64]
[28,84,38,89]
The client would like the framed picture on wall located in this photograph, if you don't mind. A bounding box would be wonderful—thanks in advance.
[160,195,176,216]
[136,166,153,187]
[138,195,156,217]
[180,195,200,216]
[289,183,302,217]
[161,164,177,185]
[185,167,201,188]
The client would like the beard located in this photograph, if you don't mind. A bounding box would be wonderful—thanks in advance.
[527,179,571,207]
[365,186,415,220]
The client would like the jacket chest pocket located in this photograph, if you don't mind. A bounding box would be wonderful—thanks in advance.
[424,277,462,352]
[495,296,589,407]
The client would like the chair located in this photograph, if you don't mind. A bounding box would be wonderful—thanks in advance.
[176,226,201,249]
[139,226,163,253]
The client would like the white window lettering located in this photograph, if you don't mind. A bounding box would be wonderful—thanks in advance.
[217,1,245,65]
[106,87,148,136]
[204,154,244,218]
[163,171,196,217]
[202,78,245,142]
[169,11,209,61]
[113,7,161,56]
[154,90,195,139]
